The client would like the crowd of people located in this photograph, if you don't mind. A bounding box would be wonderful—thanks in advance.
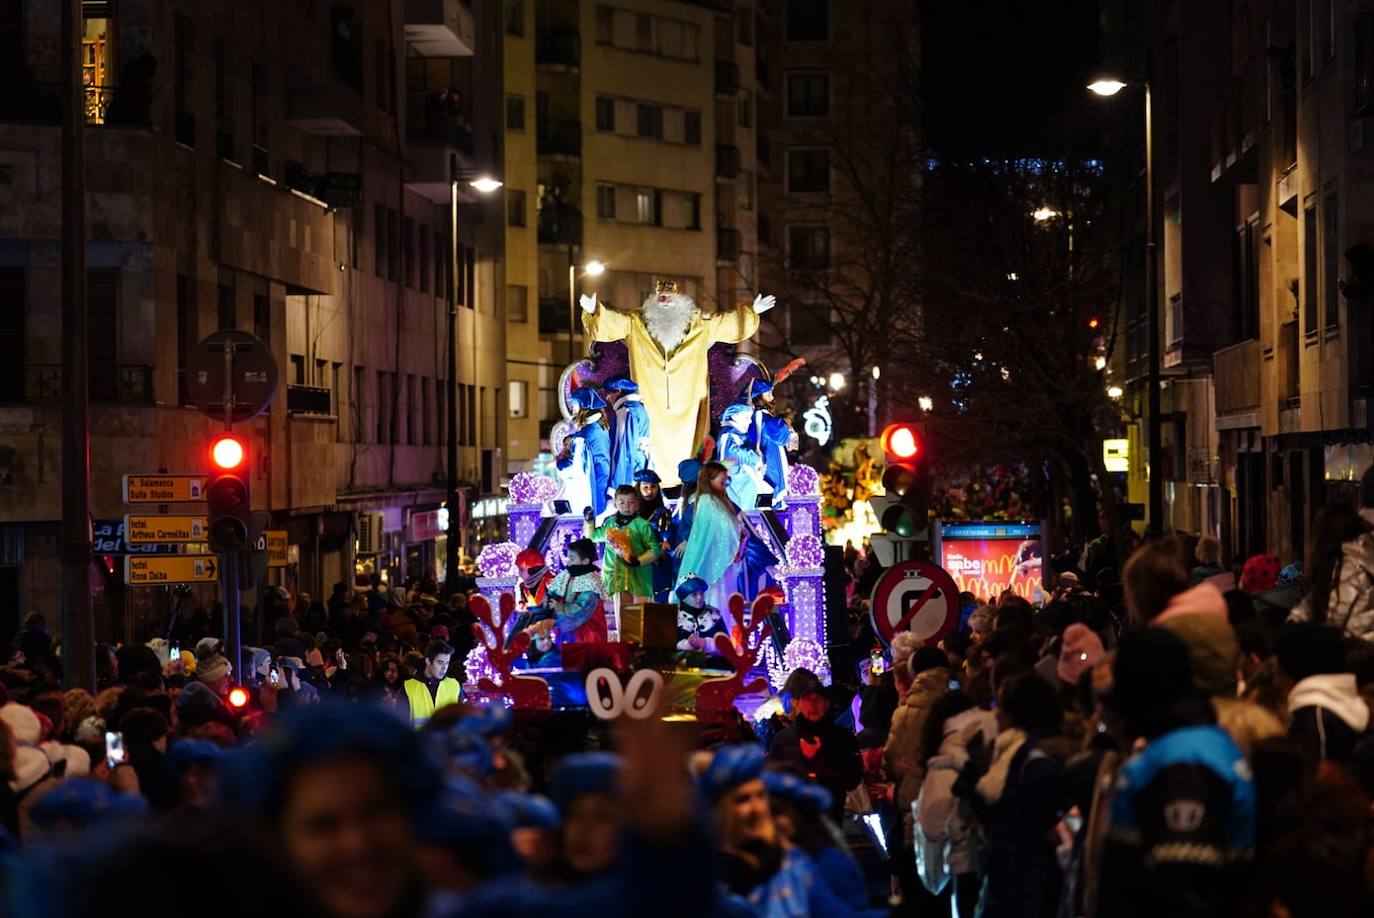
[7,474,1374,917]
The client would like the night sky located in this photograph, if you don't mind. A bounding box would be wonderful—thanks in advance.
[921,0,1107,157]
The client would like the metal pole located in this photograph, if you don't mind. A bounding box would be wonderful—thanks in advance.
[567,248,576,364]
[221,551,241,681]
[445,173,461,592]
[1144,79,1163,533]
[60,0,94,692]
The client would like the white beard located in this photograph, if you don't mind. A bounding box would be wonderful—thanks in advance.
[639,293,696,353]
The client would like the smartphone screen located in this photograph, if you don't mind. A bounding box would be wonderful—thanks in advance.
[869,650,886,674]
[168,644,180,661]
[269,667,281,686]
[105,731,126,770]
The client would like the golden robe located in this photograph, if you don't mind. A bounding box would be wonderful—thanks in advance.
[584,304,760,484]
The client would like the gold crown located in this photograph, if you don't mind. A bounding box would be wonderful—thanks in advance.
[655,280,682,294]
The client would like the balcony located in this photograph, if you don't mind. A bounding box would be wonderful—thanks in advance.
[1212,339,1260,420]
[716,144,741,179]
[536,28,580,71]
[285,81,366,137]
[537,118,581,159]
[0,82,152,126]
[715,60,740,97]
[404,0,476,57]
[0,365,152,403]
[405,90,476,202]
[717,227,742,263]
[287,384,334,416]
[538,205,583,247]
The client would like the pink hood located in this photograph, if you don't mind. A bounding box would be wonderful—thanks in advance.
[1154,582,1228,624]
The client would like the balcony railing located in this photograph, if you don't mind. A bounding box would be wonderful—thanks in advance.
[408,90,475,154]
[537,205,583,247]
[287,384,333,416]
[0,364,153,403]
[536,118,582,158]
[0,82,152,126]
[716,144,741,179]
[717,227,742,261]
[536,28,580,69]
[715,60,740,97]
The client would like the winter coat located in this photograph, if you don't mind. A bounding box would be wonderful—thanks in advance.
[883,666,950,845]
[1289,514,1374,640]
[1285,672,1371,768]
[972,729,1069,918]
[915,707,998,877]
[1097,725,1256,918]
[768,713,863,821]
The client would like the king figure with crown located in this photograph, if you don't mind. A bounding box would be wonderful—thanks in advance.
[580,280,776,485]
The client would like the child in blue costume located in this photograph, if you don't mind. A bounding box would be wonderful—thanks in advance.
[717,403,766,511]
[746,379,796,507]
[556,387,612,517]
[634,468,677,601]
[605,375,652,492]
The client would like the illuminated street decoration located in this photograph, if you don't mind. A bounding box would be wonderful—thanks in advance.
[802,396,832,446]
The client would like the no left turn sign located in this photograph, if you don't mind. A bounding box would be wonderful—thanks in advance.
[869,560,961,648]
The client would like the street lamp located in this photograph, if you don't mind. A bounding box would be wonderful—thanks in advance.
[567,257,606,363]
[446,167,502,594]
[918,396,934,412]
[828,372,846,391]
[1090,72,1161,532]
[1032,207,1060,222]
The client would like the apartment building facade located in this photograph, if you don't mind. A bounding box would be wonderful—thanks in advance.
[501,0,762,468]
[0,0,506,640]
[1108,0,1374,560]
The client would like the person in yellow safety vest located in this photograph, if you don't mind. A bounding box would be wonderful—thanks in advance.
[403,639,461,726]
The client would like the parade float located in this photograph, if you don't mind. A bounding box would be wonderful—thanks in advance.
[462,284,831,720]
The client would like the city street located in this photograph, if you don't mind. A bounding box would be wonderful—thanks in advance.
[0,0,1372,916]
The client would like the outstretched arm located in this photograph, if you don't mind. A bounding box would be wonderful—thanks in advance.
[582,298,633,343]
[703,296,765,344]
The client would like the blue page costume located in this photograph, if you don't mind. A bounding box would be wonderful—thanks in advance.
[717,403,766,511]
[606,376,652,491]
[556,388,612,517]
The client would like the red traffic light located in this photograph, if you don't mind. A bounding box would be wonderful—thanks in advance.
[211,434,246,470]
[227,686,250,708]
[881,424,921,460]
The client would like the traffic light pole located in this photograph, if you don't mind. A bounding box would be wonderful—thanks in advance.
[219,340,243,680]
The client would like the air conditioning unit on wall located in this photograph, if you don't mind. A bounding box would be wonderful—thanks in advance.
[356,511,384,554]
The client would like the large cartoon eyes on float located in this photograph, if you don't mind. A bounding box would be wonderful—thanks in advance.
[585,668,665,721]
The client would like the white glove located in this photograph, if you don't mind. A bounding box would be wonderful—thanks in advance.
[580,293,598,314]
[752,293,776,314]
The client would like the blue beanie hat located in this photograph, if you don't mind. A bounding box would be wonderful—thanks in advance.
[747,379,774,401]
[218,702,441,819]
[696,744,766,804]
[29,779,149,832]
[761,770,832,816]
[165,739,227,777]
[675,576,709,601]
[414,777,518,877]
[548,752,623,813]
[570,387,608,411]
[498,791,561,830]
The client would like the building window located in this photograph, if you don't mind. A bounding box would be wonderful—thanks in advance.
[290,354,306,385]
[596,6,614,44]
[1359,15,1374,112]
[419,223,430,292]
[786,147,831,193]
[684,109,702,145]
[507,189,527,227]
[403,216,416,287]
[353,366,367,443]
[387,208,400,281]
[738,92,752,128]
[217,282,235,330]
[636,13,653,51]
[636,188,660,225]
[597,182,618,220]
[176,274,195,404]
[506,94,525,131]
[510,379,529,418]
[374,203,387,276]
[740,171,755,210]
[636,102,663,139]
[377,370,390,444]
[596,95,616,131]
[253,293,270,343]
[1233,217,1259,341]
[1324,192,1339,328]
[405,374,416,445]
[422,377,432,445]
[1303,203,1318,334]
[785,0,829,42]
[505,0,525,36]
[737,8,753,46]
[683,192,701,230]
[786,72,830,117]
[787,223,830,269]
[434,230,446,296]
[508,284,529,322]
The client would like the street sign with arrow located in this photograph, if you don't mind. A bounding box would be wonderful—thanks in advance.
[124,555,219,586]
